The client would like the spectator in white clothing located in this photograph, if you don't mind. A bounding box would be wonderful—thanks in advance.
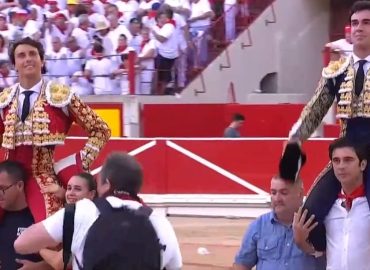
[95,19,114,56]
[81,0,105,25]
[188,0,214,68]
[46,36,70,84]
[151,9,178,94]
[85,43,118,95]
[0,60,16,90]
[112,35,138,94]
[115,0,139,26]
[71,68,94,96]
[127,17,143,53]
[66,36,85,76]
[138,27,156,94]
[71,14,92,50]
[141,2,161,29]
[15,152,183,270]
[0,14,10,40]
[137,0,160,17]
[107,13,131,50]
[0,35,8,61]
[325,25,353,58]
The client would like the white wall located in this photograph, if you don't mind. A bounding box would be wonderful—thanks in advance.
[178,0,330,104]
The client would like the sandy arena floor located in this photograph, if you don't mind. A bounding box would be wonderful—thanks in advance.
[168,217,254,270]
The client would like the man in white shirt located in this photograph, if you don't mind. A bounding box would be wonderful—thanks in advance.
[0,60,16,91]
[107,13,131,50]
[85,42,118,95]
[326,25,353,58]
[14,152,183,270]
[66,36,85,77]
[115,0,139,26]
[94,19,114,56]
[188,0,214,68]
[46,36,69,85]
[71,14,92,50]
[293,137,370,269]
[152,9,179,94]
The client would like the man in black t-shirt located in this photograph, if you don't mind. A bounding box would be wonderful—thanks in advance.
[0,161,50,270]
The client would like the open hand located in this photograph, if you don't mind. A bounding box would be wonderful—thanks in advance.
[292,206,318,246]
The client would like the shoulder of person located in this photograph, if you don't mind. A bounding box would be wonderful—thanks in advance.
[0,84,17,109]
[322,56,350,79]
[45,81,73,108]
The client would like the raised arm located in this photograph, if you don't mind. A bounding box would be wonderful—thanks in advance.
[288,77,336,142]
[289,57,350,142]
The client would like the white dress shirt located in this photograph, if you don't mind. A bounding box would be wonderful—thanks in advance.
[352,54,370,74]
[324,197,370,270]
[18,80,43,119]
[16,80,69,118]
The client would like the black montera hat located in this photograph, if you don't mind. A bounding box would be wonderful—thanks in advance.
[279,143,307,182]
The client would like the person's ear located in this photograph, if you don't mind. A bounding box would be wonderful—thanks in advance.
[361,159,367,171]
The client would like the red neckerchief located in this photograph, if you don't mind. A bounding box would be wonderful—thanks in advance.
[140,39,149,51]
[157,19,176,28]
[338,184,365,210]
[0,25,8,31]
[115,193,146,206]
[147,10,156,19]
[116,45,127,53]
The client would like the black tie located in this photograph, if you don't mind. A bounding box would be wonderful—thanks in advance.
[21,91,33,122]
[355,60,367,96]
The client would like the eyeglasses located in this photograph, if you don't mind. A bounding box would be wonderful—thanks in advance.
[0,183,16,195]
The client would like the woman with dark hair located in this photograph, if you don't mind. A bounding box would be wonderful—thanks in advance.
[39,173,98,270]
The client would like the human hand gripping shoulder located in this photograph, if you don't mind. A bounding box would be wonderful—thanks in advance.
[292,206,324,258]
[287,57,350,144]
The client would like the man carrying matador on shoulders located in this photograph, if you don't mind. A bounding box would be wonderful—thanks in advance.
[284,0,370,252]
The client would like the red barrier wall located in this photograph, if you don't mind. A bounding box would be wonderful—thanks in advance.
[51,138,331,195]
[142,104,305,137]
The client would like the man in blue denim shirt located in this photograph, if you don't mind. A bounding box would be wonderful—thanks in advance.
[233,175,326,270]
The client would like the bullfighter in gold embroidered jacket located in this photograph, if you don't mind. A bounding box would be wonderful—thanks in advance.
[0,38,111,223]
[287,2,370,253]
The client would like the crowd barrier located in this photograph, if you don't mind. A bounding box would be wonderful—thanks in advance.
[49,137,332,197]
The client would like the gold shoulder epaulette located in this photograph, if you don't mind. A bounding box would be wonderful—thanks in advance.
[45,82,73,108]
[322,57,351,79]
[0,86,16,109]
